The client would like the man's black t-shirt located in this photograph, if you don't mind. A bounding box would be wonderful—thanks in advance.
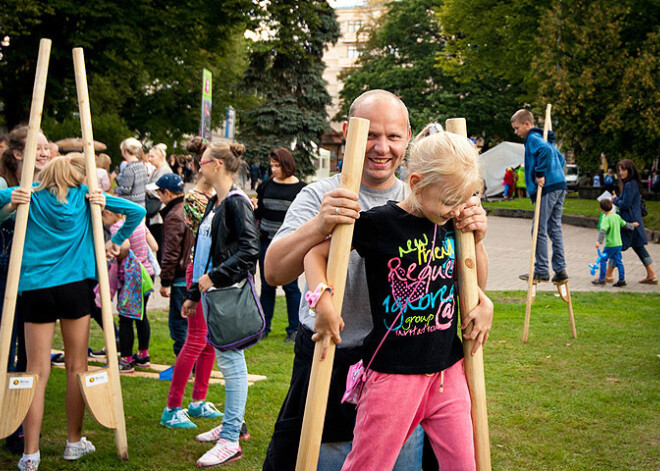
[352,201,463,374]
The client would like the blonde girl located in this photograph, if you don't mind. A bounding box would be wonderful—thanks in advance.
[304,124,493,471]
[0,154,146,471]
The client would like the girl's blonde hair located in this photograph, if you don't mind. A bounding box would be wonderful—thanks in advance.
[205,142,246,174]
[35,153,87,203]
[120,137,143,159]
[407,123,483,211]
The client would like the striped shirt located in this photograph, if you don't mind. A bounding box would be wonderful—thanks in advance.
[254,179,306,240]
[110,221,154,276]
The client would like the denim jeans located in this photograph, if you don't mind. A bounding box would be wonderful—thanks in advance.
[201,293,249,442]
[259,238,301,334]
[534,189,567,274]
[169,284,189,356]
[600,246,624,281]
[318,425,424,471]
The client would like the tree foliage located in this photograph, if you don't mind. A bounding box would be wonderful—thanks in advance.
[534,0,660,170]
[237,0,340,176]
[440,0,660,170]
[0,0,252,162]
[337,0,520,144]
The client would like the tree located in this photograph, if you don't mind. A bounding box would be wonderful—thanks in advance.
[337,0,520,143]
[237,0,340,177]
[534,0,660,170]
[0,0,252,161]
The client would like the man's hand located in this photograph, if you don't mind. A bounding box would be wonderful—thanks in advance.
[160,286,170,298]
[181,299,197,318]
[198,274,213,293]
[313,188,361,237]
[536,176,546,187]
[460,287,494,355]
[454,196,488,244]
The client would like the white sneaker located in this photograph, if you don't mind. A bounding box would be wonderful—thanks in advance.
[195,422,249,442]
[63,437,96,460]
[196,439,241,468]
[17,456,40,471]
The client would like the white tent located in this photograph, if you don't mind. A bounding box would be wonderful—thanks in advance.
[479,141,525,197]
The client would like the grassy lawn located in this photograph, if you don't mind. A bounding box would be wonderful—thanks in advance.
[1,292,658,470]
[483,198,660,232]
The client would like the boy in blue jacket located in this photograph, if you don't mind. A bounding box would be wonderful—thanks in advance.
[511,109,568,283]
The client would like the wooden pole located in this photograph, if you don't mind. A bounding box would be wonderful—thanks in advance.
[0,38,51,439]
[445,118,491,471]
[72,47,129,460]
[295,117,369,471]
[523,104,552,343]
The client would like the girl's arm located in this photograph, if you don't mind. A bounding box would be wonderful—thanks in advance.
[460,286,494,355]
[146,227,159,252]
[103,193,147,245]
[303,239,345,360]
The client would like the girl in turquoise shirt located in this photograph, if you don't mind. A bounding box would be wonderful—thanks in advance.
[0,154,145,471]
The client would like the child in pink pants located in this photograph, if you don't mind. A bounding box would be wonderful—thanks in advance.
[304,124,493,470]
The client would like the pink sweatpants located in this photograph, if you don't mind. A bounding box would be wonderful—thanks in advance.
[166,263,217,408]
[342,359,475,471]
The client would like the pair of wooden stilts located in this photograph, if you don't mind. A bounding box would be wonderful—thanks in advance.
[523,105,577,344]
[296,118,492,470]
[0,39,128,459]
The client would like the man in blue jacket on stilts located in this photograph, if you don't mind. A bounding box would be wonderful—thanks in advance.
[511,109,569,284]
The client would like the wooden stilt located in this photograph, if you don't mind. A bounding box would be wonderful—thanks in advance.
[0,38,51,439]
[295,117,369,470]
[446,118,491,471]
[72,47,129,460]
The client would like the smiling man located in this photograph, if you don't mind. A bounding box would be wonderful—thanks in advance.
[262,90,488,470]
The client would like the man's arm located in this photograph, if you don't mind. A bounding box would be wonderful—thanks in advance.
[264,187,361,286]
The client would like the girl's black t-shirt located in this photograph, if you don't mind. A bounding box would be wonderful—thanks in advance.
[352,201,463,375]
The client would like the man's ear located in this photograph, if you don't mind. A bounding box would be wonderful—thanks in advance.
[342,121,349,139]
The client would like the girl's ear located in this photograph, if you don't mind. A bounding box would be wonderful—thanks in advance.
[13,149,23,162]
[409,173,422,192]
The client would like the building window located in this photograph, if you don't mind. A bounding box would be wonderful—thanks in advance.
[347,20,363,33]
[348,46,361,59]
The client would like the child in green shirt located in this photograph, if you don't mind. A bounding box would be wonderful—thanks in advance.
[592,198,638,287]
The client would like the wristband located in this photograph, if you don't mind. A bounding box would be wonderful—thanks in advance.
[305,282,334,313]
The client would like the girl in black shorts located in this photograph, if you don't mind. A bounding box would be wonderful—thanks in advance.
[0,154,145,471]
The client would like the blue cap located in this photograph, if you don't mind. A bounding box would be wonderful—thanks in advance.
[153,173,184,193]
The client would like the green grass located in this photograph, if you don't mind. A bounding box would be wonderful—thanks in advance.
[483,198,660,232]
[1,292,659,470]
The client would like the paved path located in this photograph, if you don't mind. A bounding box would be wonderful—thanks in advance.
[482,216,660,293]
[149,215,659,312]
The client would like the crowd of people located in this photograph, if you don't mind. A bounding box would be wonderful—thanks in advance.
[0,88,656,471]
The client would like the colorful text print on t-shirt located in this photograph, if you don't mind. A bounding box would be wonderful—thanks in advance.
[384,232,455,336]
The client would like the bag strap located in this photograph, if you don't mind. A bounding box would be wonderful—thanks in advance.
[363,223,439,373]
[203,188,251,272]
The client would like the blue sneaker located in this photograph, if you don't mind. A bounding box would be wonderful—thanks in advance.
[188,401,223,419]
[160,407,197,429]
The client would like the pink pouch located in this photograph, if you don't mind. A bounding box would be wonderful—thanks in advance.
[341,360,365,405]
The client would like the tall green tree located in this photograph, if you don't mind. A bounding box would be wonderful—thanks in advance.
[534,0,660,170]
[337,0,520,143]
[237,0,340,176]
[0,0,252,161]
